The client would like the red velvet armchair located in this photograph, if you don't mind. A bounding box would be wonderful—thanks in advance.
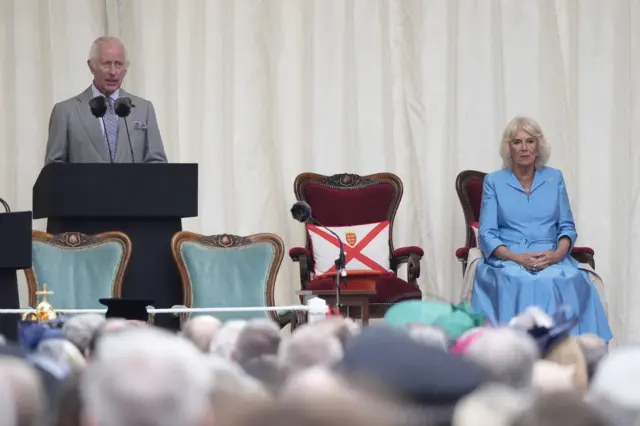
[455,170,596,275]
[290,173,423,318]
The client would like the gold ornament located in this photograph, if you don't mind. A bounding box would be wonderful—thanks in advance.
[22,283,57,322]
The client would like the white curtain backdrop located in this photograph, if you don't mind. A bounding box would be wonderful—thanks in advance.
[1,0,639,342]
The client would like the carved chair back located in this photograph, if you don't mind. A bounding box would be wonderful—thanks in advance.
[293,173,404,254]
[171,232,284,324]
[25,231,130,308]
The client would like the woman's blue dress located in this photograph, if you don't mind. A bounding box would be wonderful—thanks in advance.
[471,166,612,341]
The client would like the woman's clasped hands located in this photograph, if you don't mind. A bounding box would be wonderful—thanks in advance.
[514,251,562,272]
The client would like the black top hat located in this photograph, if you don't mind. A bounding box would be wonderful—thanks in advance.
[99,298,154,321]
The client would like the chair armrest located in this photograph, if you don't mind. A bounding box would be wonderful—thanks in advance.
[393,246,424,258]
[455,246,470,261]
[391,246,423,286]
[289,247,313,289]
[570,246,595,269]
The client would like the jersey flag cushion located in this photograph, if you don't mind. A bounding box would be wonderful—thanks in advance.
[307,221,391,278]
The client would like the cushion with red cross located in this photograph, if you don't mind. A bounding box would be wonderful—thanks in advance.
[307,221,391,278]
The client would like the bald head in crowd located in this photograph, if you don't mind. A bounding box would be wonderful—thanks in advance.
[181,316,222,353]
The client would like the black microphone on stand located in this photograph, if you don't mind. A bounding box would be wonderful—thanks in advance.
[114,97,136,163]
[290,201,347,307]
[89,96,114,163]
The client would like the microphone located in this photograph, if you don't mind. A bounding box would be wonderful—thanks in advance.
[290,201,347,296]
[114,97,136,163]
[89,96,113,163]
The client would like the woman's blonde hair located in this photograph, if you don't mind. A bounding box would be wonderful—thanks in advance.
[499,116,551,169]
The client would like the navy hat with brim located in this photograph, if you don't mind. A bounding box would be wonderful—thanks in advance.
[335,325,487,406]
[99,298,153,321]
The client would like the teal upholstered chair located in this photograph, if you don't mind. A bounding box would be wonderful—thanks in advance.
[172,232,292,327]
[24,231,131,310]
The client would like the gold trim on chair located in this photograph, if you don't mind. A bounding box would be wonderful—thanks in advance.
[24,230,132,307]
[170,232,285,326]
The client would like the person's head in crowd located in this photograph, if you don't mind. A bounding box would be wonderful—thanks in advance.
[37,339,86,374]
[209,320,247,360]
[279,367,350,402]
[462,327,539,390]
[62,314,106,358]
[233,318,281,365]
[337,325,487,426]
[532,359,577,394]
[206,354,268,399]
[543,336,589,392]
[0,334,6,346]
[278,324,343,375]
[306,317,360,348]
[587,346,640,425]
[0,356,46,426]
[181,315,222,353]
[452,384,531,426]
[405,323,449,350]
[85,319,135,360]
[81,327,211,426]
[513,392,609,426]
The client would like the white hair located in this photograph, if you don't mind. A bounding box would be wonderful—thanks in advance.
[499,116,551,169]
[37,338,86,373]
[278,325,343,374]
[81,327,211,426]
[279,367,347,401]
[209,320,247,360]
[463,327,539,390]
[88,36,129,65]
[181,315,222,353]
[405,324,449,350]
[453,384,531,426]
[62,313,106,354]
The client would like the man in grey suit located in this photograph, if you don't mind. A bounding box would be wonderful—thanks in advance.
[45,36,167,164]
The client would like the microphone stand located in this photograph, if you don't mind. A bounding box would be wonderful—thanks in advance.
[311,217,346,310]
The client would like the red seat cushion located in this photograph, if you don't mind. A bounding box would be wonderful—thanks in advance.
[307,274,422,304]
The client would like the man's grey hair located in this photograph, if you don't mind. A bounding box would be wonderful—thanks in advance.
[463,327,539,390]
[0,356,46,426]
[62,313,105,355]
[81,327,211,426]
[88,36,129,65]
[181,315,222,353]
[278,325,343,374]
[233,318,281,365]
[210,320,247,360]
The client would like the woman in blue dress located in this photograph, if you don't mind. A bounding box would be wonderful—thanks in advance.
[472,116,612,341]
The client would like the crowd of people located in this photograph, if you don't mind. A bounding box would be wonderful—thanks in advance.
[0,306,635,426]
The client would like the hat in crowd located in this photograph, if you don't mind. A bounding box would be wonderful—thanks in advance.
[99,298,154,321]
[335,325,487,423]
[384,300,487,341]
[523,306,579,355]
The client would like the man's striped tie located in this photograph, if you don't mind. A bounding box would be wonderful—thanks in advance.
[103,97,119,161]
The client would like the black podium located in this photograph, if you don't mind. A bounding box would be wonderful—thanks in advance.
[0,207,32,341]
[33,164,198,329]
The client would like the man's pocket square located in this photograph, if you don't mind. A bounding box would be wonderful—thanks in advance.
[133,120,147,130]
